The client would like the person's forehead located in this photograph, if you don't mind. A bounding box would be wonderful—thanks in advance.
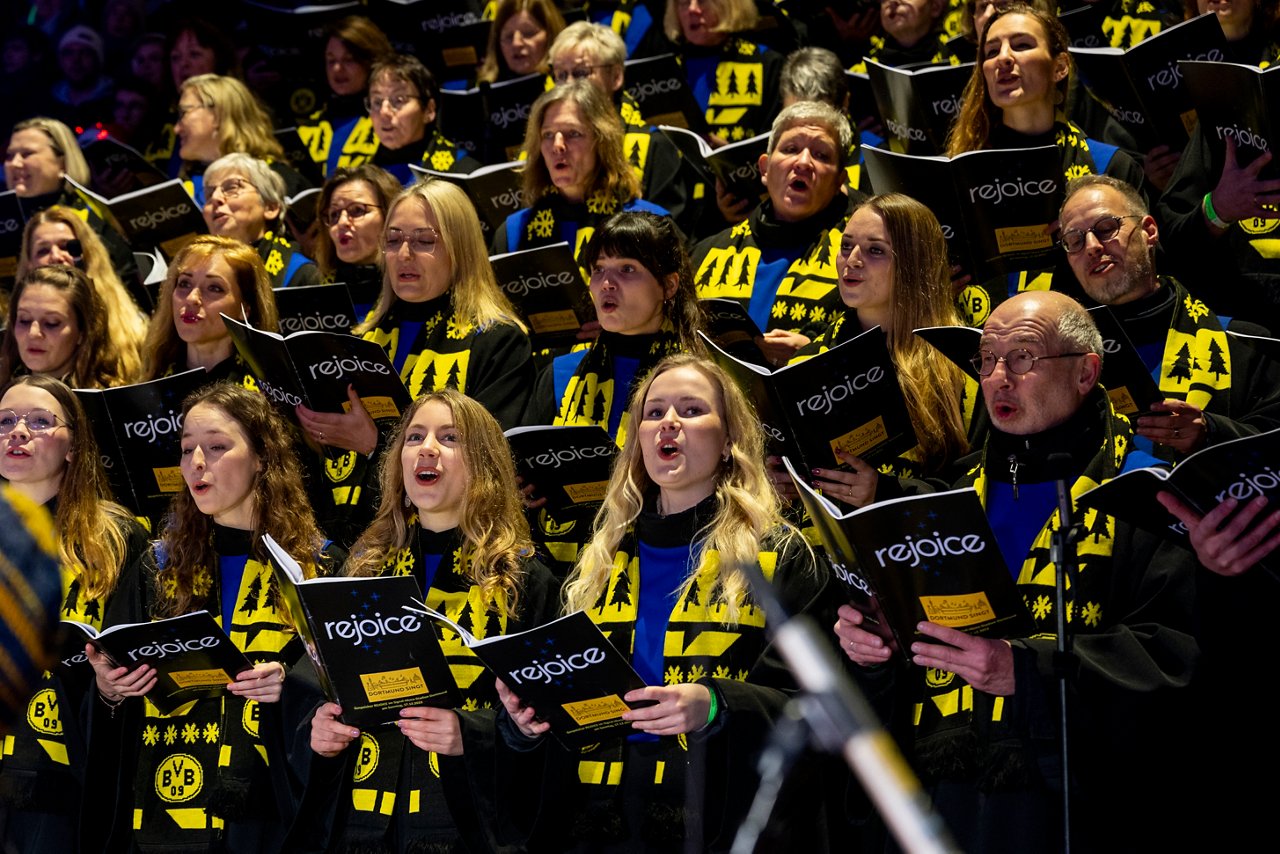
[777,122,837,146]
[1061,186,1125,225]
[981,307,1057,346]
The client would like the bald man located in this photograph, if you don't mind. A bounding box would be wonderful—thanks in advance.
[836,292,1199,850]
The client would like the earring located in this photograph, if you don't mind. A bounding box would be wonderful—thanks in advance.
[722,448,732,462]
[403,491,412,509]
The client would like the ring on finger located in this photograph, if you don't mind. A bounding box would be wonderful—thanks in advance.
[1173,428,1181,438]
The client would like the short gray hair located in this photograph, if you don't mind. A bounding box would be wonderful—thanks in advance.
[1061,174,1148,220]
[549,21,625,67]
[766,101,852,164]
[1055,300,1104,366]
[780,47,848,109]
[205,153,287,213]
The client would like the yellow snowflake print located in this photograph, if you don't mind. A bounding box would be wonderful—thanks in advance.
[713,665,731,679]
[529,209,555,239]
[391,546,415,576]
[1184,296,1210,322]
[182,723,199,744]
[462,698,480,712]
[771,301,788,319]
[730,126,745,141]
[204,723,220,744]
[446,317,473,340]
[664,665,683,685]
[687,664,706,682]
[585,192,614,215]
[736,40,755,56]
[430,150,456,171]
[1031,594,1052,620]
[164,725,178,745]
[264,249,285,276]
[1081,602,1102,627]
[143,725,159,746]
[736,669,749,682]
[811,306,826,323]
[789,304,806,321]
[1065,164,1091,180]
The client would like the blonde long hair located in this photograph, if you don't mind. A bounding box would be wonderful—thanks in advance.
[10,118,90,187]
[855,194,969,472]
[179,74,285,163]
[354,180,526,334]
[345,390,532,618]
[17,206,147,382]
[565,354,805,625]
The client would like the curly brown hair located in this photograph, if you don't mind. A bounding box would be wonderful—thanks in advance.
[153,383,324,618]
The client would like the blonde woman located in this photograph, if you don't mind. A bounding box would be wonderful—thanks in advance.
[296,179,533,545]
[298,389,557,851]
[175,73,311,198]
[17,206,148,379]
[499,354,830,852]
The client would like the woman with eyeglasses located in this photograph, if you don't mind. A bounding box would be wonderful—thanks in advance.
[296,15,394,179]
[16,206,149,372]
[142,235,279,386]
[294,389,557,851]
[791,194,973,507]
[498,353,831,852]
[0,265,138,389]
[296,180,534,542]
[313,164,404,319]
[944,3,1147,323]
[174,73,311,199]
[200,153,320,289]
[478,0,565,84]
[365,54,479,183]
[4,117,140,286]
[0,375,151,852]
[86,382,336,852]
[492,84,670,264]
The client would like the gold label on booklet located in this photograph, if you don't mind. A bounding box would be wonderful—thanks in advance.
[919,593,997,628]
[361,667,428,703]
[563,694,630,726]
[346,395,399,420]
[995,224,1052,254]
[442,47,478,67]
[1107,386,1138,415]
[0,258,15,278]
[170,668,231,688]
[153,467,185,492]
[529,309,580,334]
[563,481,609,504]
[830,416,887,462]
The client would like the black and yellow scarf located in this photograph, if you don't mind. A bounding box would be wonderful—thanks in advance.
[911,394,1131,785]
[132,528,299,848]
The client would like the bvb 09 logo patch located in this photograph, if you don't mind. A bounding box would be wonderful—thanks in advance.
[326,451,357,482]
[25,688,62,735]
[156,754,203,803]
[242,699,260,737]
[353,734,380,782]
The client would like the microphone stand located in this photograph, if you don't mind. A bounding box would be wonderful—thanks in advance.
[1048,452,1081,854]
[732,561,960,854]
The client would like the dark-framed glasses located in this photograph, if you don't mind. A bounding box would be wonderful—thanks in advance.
[552,64,611,83]
[324,203,382,227]
[364,94,418,113]
[385,227,440,255]
[1058,215,1141,254]
[0,409,65,435]
[971,348,1088,377]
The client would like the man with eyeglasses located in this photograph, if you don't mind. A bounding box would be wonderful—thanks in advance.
[1058,175,1280,459]
[837,289,1199,850]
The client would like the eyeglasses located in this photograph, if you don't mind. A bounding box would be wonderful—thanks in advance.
[0,409,65,435]
[364,94,418,113]
[324,203,382,227]
[971,348,1088,377]
[207,177,254,200]
[175,102,208,121]
[1058,215,1141,254]
[385,227,440,255]
[552,64,611,84]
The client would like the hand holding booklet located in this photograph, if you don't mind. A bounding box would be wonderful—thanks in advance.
[405,604,653,748]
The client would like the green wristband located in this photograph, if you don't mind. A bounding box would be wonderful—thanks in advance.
[705,686,719,727]
[1203,192,1231,229]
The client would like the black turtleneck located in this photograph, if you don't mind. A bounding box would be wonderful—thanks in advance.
[986,388,1109,487]
[1107,277,1177,352]
[752,192,849,251]
[636,493,718,547]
